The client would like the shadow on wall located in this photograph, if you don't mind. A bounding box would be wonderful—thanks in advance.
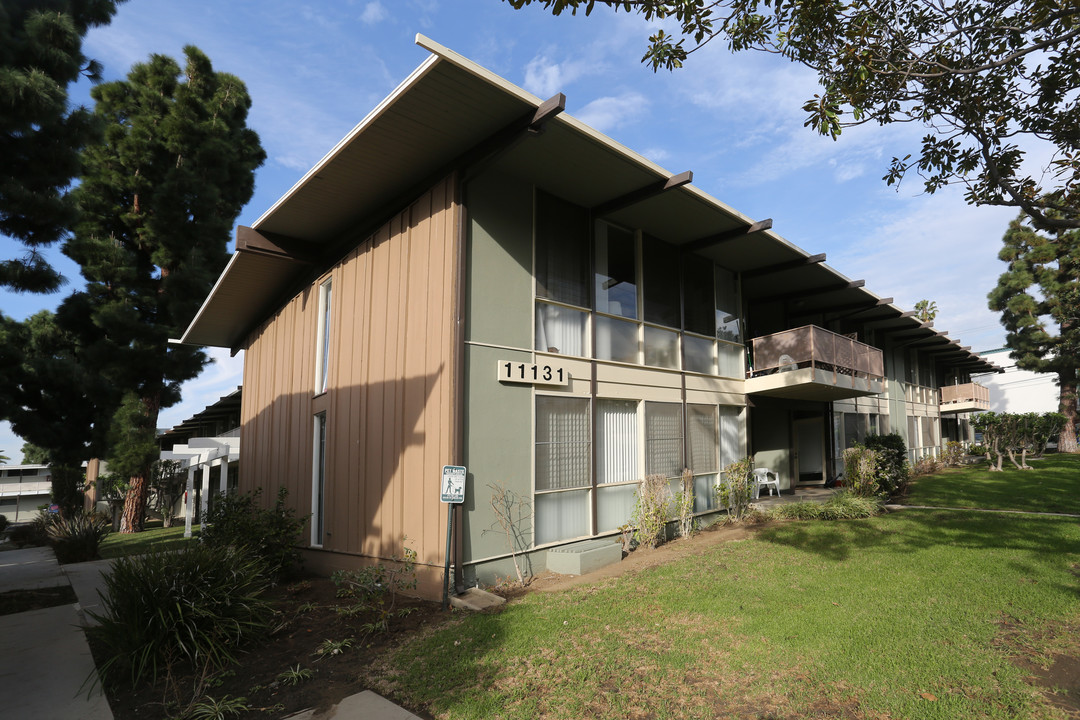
[239,367,451,573]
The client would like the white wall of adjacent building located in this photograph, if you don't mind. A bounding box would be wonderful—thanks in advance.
[975,349,1061,415]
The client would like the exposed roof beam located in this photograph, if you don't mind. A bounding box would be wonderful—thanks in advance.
[883,322,934,338]
[682,218,773,254]
[592,170,693,218]
[769,279,865,304]
[529,92,566,132]
[860,310,917,328]
[789,296,891,320]
[236,226,319,264]
[741,253,826,279]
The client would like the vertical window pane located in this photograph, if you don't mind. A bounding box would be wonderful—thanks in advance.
[595,222,638,318]
[597,399,639,485]
[645,402,684,477]
[316,279,332,394]
[536,396,591,491]
[596,316,639,364]
[719,405,741,467]
[688,404,718,473]
[536,190,589,307]
[644,326,679,369]
[694,474,718,511]
[313,413,327,546]
[597,484,638,533]
[684,334,715,374]
[642,234,680,327]
[714,266,741,342]
[717,342,743,378]
[535,302,587,356]
[536,489,590,544]
[682,255,714,336]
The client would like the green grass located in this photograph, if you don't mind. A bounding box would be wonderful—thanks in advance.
[376,511,1080,719]
[98,522,199,559]
[905,453,1080,514]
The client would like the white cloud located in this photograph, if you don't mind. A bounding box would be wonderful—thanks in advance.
[575,92,649,133]
[359,1,388,24]
[642,147,670,162]
[523,54,589,98]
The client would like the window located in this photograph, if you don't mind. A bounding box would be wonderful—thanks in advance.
[596,399,640,532]
[714,267,741,343]
[535,303,587,356]
[594,222,637,319]
[315,278,332,395]
[642,234,680,327]
[645,402,684,478]
[311,413,327,546]
[536,191,589,307]
[535,396,591,543]
[682,256,714,337]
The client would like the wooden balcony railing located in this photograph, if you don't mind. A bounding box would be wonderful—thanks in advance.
[748,325,884,380]
[940,382,990,409]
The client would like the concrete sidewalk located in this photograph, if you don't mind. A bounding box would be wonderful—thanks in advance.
[0,546,113,720]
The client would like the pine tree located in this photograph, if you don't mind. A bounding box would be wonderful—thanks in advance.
[0,0,126,292]
[64,46,264,531]
[988,216,1080,453]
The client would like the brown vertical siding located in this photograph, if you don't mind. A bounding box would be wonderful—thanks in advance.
[240,175,460,569]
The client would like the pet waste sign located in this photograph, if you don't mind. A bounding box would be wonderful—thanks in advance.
[440,465,466,503]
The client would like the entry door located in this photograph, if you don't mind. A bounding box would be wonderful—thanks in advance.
[794,416,825,484]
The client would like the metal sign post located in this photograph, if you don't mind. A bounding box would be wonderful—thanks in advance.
[440,465,466,610]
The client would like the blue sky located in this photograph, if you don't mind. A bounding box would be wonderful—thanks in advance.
[0,0,1020,462]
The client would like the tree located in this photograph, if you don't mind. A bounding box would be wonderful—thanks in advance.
[913,299,937,323]
[20,442,50,465]
[0,0,127,292]
[988,215,1079,453]
[63,46,265,532]
[504,0,1080,230]
[0,308,117,512]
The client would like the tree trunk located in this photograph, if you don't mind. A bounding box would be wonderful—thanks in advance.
[118,392,162,533]
[1060,371,1078,453]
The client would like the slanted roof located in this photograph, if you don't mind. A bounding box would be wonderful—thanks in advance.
[178,35,997,375]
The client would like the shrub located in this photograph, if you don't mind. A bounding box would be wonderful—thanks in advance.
[842,445,884,497]
[632,474,670,548]
[968,444,989,457]
[46,510,110,564]
[912,455,943,477]
[331,540,417,610]
[716,458,754,520]
[864,433,911,496]
[941,440,965,467]
[10,509,53,548]
[769,491,883,520]
[200,487,305,580]
[674,468,695,539]
[87,543,272,691]
[0,514,8,534]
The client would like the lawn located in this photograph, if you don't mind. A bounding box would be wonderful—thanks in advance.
[904,452,1080,514]
[98,521,199,559]
[368,476,1080,718]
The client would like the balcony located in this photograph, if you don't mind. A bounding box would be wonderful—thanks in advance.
[746,325,885,401]
[940,382,990,414]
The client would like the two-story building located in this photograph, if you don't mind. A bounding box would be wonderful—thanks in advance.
[0,464,52,522]
[179,36,997,595]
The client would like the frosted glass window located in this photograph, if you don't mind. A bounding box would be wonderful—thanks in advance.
[535,489,590,544]
[536,397,591,491]
[719,405,742,466]
[597,484,638,533]
[694,474,718,511]
[684,334,715,375]
[595,222,638,319]
[644,326,680,369]
[535,302,587,356]
[596,316,639,364]
[536,191,589,307]
[597,399,638,485]
[715,266,741,342]
[645,402,684,478]
[642,234,679,327]
[717,342,743,378]
[688,404,718,473]
[922,416,936,448]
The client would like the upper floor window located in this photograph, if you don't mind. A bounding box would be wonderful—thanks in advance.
[315,278,332,395]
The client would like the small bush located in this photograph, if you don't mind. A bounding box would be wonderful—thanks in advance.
[632,474,670,548]
[864,433,911,496]
[87,543,272,691]
[842,445,884,497]
[716,458,754,520]
[674,469,695,539]
[46,511,110,564]
[10,510,53,548]
[941,440,965,467]
[200,487,305,580]
[912,455,943,477]
[0,514,8,534]
[968,444,989,457]
[331,541,417,609]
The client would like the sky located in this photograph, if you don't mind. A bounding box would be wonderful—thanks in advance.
[0,0,1023,462]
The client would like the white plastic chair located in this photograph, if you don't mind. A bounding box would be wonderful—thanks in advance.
[752,468,781,499]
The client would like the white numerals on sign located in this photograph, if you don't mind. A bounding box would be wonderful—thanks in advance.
[497,360,570,386]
